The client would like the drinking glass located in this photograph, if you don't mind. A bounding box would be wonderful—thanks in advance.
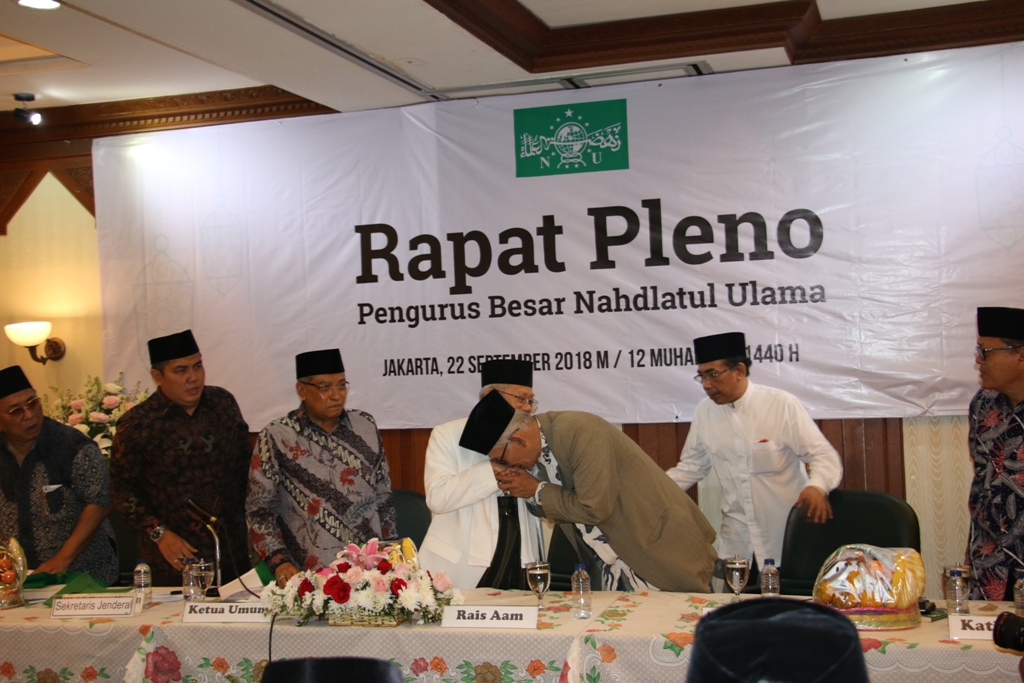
[193,559,214,602]
[725,557,750,599]
[526,561,551,611]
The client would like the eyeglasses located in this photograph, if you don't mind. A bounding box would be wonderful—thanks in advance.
[5,395,41,419]
[497,391,539,411]
[976,345,1021,361]
[495,430,519,466]
[693,367,734,383]
[299,380,350,395]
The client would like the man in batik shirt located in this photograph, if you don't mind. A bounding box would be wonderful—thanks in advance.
[0,366,118,584]
[967,306,1024,600]
[246,349,397,586]
[111,330,252,586]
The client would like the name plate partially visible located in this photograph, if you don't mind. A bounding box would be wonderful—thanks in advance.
[50,593,136,619]
[948,614,1000,640]
[442,605,538,629]
[181,601,271,623]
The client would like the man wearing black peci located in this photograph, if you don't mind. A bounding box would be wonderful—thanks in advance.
[111,330,252,585]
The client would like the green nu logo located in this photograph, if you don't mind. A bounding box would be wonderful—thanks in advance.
[514,99,629,177]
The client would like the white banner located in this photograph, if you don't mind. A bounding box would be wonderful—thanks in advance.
[94,43,1024,430]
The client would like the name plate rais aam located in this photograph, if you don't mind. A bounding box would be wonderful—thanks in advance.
[51,593,136,618]
[182,601,271,623]
[948,614,1000,640]
[442,605,538,629]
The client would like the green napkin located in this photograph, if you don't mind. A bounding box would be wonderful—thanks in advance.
[40,572,131,606]
[24,571,72,589]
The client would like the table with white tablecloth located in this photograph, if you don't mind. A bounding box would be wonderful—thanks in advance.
[1,590,1021,683]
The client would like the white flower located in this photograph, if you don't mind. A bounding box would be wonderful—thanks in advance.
[397,589,421,612]
[103,383,123,395]
[353,587,376,611]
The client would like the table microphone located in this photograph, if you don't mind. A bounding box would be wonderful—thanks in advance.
[182,495,221,589]
[183,496,218,524]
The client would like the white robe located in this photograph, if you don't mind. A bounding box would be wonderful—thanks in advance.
[418,418,543,589]
[666,382,843,566]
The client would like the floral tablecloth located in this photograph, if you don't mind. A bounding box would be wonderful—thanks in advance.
[0,589,620,683]
[566,593,1024,683]
[1,591,1021,683]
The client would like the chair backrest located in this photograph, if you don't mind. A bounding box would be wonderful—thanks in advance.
[261,656,402,683]
[392,488,431,548]
[779,489,921,596]
[107,509,140,586]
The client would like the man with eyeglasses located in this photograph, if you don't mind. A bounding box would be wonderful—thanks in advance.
[0,365,118,583]
[469,391,717,591]
[418,359,545,589]
[246,349,396,586]
[111,330,252,585]
[666,332,842,581]
[967,307,1024,600]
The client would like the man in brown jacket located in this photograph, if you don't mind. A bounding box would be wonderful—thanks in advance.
[460,391,717,592]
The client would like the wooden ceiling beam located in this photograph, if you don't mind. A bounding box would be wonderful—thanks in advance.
[423,0,1024,72]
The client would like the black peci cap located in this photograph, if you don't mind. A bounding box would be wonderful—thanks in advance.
[459,390,516,455]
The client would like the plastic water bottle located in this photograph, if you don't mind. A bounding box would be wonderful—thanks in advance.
[134,558,152,608]
[946,568,969,615]
[760,558,780,597]
[1014,570,1024,617]
[182,558,198,602]
[571,563,592,619]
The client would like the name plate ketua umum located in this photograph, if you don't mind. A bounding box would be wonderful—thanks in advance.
[51,593,136,619]
[947,613,1000,640]
[442,605,538,629]
[182,601,271,623]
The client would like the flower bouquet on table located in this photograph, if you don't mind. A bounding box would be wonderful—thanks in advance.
[261,538,463,626]
[45,374,148,459]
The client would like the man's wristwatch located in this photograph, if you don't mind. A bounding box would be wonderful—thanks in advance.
[149,525,168,542]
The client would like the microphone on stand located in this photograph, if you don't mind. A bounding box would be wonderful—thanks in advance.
[183,496,218,524]
[182,495,222,592]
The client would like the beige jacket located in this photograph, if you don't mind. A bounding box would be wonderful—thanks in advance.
[535,411,717,592]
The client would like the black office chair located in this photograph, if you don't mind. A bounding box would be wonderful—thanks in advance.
[108,509,140,586]
[779,489,921,596]
[392,488,431,549]
[261,656,402,683]
[548,524,579,592]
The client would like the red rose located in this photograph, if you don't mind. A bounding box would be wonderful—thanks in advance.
[145,646,183,683]
[334,581,352,604]
[377,560,393,573]
[390,578,407,596]
[410,658,428,675]
[81,667,99,682]
[298,578,314,599]
[335,561,351,574]
[0,663,14,679]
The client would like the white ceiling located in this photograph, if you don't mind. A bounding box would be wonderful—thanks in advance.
[0,0,991,114]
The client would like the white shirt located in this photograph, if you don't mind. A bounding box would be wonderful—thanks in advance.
[666,381,843,565]
[417,418,543,589]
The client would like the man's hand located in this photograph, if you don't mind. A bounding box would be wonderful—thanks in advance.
[35,555,72,575]
[275,562,299,587]
[495,468,539,498]
[156,531,198,571]
[795,486,832,524]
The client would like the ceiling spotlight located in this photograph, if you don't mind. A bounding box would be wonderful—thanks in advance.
[12,92,42,125]
[17,0,62,9]
[13,108,42,125]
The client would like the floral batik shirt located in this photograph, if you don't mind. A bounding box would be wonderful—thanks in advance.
[246,405,397,573]
[967,387,1024,599]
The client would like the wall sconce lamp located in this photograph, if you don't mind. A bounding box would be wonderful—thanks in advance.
[4,322,66,365]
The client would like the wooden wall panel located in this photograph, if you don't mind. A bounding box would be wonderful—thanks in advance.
[384,418,905,500]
